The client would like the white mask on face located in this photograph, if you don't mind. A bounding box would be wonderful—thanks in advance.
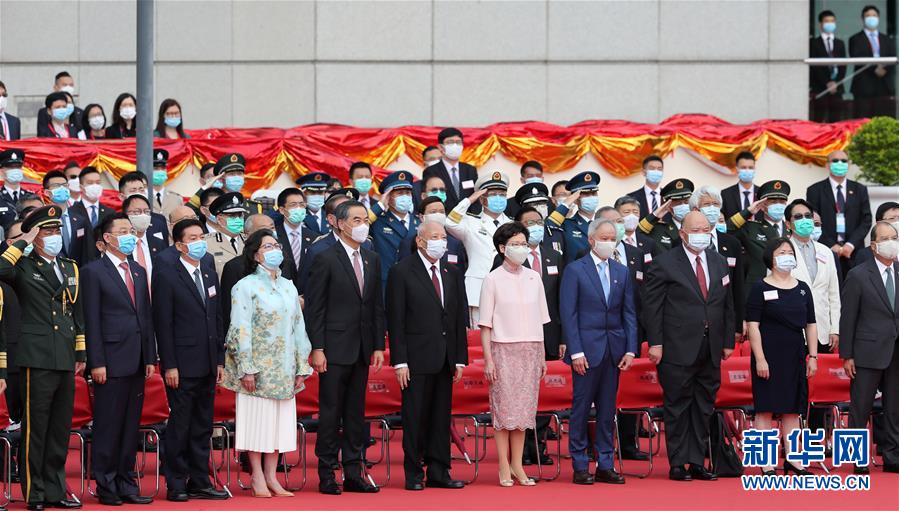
[60,85,75,95]
[593,240,616,259]
[423,212,447,226]
[504,245,529,265]
[425,239,448,260]
[443,143,463,160]
[88,116,105,130]
[349,223,369,244]
[128,213,152,232]
[622,213,639,231]
[875,239,899,260]
[534,204,549,218]
[83,183,103,201]
[67,178,80,192]
[120,106,136,120]
[0,96,7,112]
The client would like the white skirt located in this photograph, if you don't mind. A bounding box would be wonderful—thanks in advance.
[235,393,297,453]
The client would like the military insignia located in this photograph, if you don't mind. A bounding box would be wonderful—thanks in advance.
[314,174,323,181]
[675,181,683,190]
[773,181,782,190]
[344,191,353,198]
[230,154,238,163]
[49,208,56,217]
[232,196,239,205]
[398,173,407,181]
[11,152,17,159]
[584,174,593,182]
[156,152,163,159]
[492,171,501,180]
[800,289,806,296]
[532,188,538,195]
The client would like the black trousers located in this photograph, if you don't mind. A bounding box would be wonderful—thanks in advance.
[523,416,551,460]
[163,374,215,491]
[315,357,368,479]
[658,340,720,468]
[809,93,846,123]
[91,371,144,499]
[19,368,74,505]
[6,370,22,422]
[849,345,899,466]
[853,95,896,118]
[401,366,453,483]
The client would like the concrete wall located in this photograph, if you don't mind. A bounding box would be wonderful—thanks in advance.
[0,0,810,135]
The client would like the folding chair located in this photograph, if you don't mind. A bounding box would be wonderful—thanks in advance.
[136,373,169,498]
[210,386,236,495]
[70,376,93,501]
[807,354,852,472]
[450,361,491,485]
[282,372,320,492]
[615,359,664,478]
[362,365,402,488]
[0,392,12,508]
[531,360,569,482]
[714,356,755,442]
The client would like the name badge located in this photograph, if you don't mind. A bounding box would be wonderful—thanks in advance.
[447,254,458,263]
[763,290,779,301]
[836,212,846,234]
[76,228,84,237]
[547,265,559,275]
[207,286,217,298]
[727,257,736,268]
[461,180,475,190]
[722,275,730,287]
[643,253,652,264]
[0,207,8,212]
[635,270,644,282]
[553,241,562,253]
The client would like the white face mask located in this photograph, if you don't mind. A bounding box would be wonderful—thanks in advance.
[0,96,7,112]
[60,85,75,95]
[88,116,105,130]
[593,240,617,259]
[128,213,152,232]
[349,223,369,244]
[443,143,463,160]
[423,159,440,168]
[423,212,447,226]
[425,239,448,260]
[622,213,639,231]
[120,106,136,120]
[686,232,711,252]
[875,239,899,260]
[504,245,529,265]
[534,204,549,219]
[67,178,81,192]
[83,183,103,201]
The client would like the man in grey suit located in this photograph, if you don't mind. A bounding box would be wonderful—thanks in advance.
[643,211,735,481]
[840,221,899,474]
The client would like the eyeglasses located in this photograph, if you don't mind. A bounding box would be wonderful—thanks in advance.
[522,220,545,227]
[261,243,282,251]
[791,213,814,220]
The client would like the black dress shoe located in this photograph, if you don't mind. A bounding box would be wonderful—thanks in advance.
[883,463,899,473]
[594,468,625,484]
[45,500,82,509]
[166,490,189,502]
[782,461,811,476]
[538,453,554,465]
[26,504,45,511]
[343,477,380,493]
[120,495,153,505]
[97,496,123,506]
[688,464,718,481]
[521,455,534,466]
[669,466,692,481]
[187,487,229,500]
[621,449,650,461]
[319,479,342,495]
[853,465,870,475]
[404,481,424,491]
[426,478,465,489]
[572,470,594,485]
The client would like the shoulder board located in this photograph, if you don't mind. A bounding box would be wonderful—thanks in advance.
[312,234,330,244]
[57,256,77,265]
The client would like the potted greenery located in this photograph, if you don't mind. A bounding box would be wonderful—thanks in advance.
[846,116,899,213]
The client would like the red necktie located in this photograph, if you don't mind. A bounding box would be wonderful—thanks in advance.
[695,256,708,300]
[119,262,136,305]
[430,265,442,303]
[530,249,541,274]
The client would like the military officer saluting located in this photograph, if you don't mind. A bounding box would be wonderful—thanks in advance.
[370,170,419,288]
[203,192,247,276]
[637,178,695,253]
[728,179,791,293]
[545,171,601,263]
[445,171,511,324]
[0,205,85,510]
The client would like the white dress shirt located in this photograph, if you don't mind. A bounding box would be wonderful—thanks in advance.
[738,182,755,207]
[338,237,364,280]
[40,255,64,283]
[135,232,154,283]
[643,185,661,212]
[180,255,203,288]
[876,258,894,288]
[683,244,710,289]
[105,251,133,289]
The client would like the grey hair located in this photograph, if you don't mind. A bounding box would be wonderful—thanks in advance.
[688,185,723,210]
[613,195,639,209]
[417,219,445,237]
[588,218,617,238]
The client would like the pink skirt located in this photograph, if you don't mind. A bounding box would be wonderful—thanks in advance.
[489,341,543,431]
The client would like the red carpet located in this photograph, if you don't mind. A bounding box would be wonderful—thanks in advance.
[5,431,896,510]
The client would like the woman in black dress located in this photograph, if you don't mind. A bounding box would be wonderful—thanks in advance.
[746,237,818,476]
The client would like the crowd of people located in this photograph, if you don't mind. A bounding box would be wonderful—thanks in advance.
[0,118,894,509]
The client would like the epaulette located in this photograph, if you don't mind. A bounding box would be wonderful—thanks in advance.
[311,233,330,244]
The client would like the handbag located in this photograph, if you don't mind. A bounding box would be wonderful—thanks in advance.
[709,411,744,477]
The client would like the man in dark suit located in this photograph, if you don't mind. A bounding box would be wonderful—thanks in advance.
[0,81,21,141]
[809,10,848,122]
[849,5,896,118]
[153,219,229,501]
[71,166,113,229]
[117,171,170,245]
[422,127,478,212]
[504,161,546,218]
[387,220,467,491]
[626,155,665,219]
[721,151,761,222]
[855,202,899,266]
[304,200,385,495]
[35,71,83,131]
[275,188,315,291]
[82,213,156,505]
[806,150,872,279]
[42,170,94,267]
[121,195,167,283]
[0,222,24,481]
[561,219,637,485]
[399,196,468,275]
[840,221,899,474]
[643,211,735,481]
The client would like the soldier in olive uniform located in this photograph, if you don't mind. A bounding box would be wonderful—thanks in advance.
[0,205,85,510]
[203,192,247,276]
[637,178,695,254]
[727,180,791,297]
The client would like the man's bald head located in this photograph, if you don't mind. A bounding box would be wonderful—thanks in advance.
[245,214,275,234]
[168,205,198,226]
[681,210,712,233]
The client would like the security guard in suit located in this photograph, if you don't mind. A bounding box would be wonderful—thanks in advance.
[637,178,695,253]
[150,149,186,219]
[371,171,419,288]
[203,193,247,276]
[728,180,791,295]
[515,182,565,257]
[550,171,601,264]
[0,205,85,510]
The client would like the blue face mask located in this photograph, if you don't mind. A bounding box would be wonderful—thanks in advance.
[700,205,721,226]
[307,194,325,212]
[287,207,307,225]
[23,244,33,257]
[767,203,786,222]
[394,195,413,214]
[775,254,797,271]
[672,203,690,221]
[65,103,75,117]
[830,161,849,177]
[865,16,879,30]
[615,223,626,242]
[211,180,224,189]
[822,21,836,34]
[206,213,217,224]
[812,226,823,241]
[5,168,24,183]
[115,234,137,256]
[486,195,507,214]
[186,239,207,260]
[152,170,167,187]
[224,175,244,192]
[262,249,284,270]
[579,196,599,213]
[527,225,544,245]
[738,168,755,183]
[41,234,63,257]
[524,177,543,184]
[50,187,70,204]
[716,222,728,234]
[428,190,447,203]
[52,107,69,121]
[164,117,182,128]
[354,178,372,194]
[645,169,664,184]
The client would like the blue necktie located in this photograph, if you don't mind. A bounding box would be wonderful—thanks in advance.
[869,32,880,57]
[61,212,71,254]
[598,261,609,302]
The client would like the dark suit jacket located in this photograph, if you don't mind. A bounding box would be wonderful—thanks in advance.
[839,260,899,370]
[721,183,761,221]
[36,120,81,138]
[423,160,478,212]
[642,246,735,367]
[627,187,657,219]
[398,232,468,276]
[71,200,114,228]
[37,105,84,132]
[304,242,386,365]
[296,232,373,296]
[81,256,156,377]
[61,207,95,267]
[104,123,136,139]
[849,30,896,97]
[806,178,872,250]
[275,222,314,290]
[152,259,224,378]
[1,113,21,140]
[148,212,171,245]
[386,254,467,373]
[717,231,745,332]
[809,35,848,93]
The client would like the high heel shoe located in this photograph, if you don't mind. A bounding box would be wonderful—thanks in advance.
[267,486,294,497]
[251,487,272,498]
[511,470,536,486]
[498,471,513,487]
[760,468,777,476]
[783,461,811,476]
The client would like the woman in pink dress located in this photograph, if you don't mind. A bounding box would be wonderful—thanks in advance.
[479,222,551,487]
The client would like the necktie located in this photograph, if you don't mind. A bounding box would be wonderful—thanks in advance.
[886,268,896,310]
[493,219,499,227]
[193,268,205,305]
[612,247,622,263]
[625,235,636,247]
[650,191,658,211]
[89,205,98,226]
[119,262,136,305]
[530,249,541,274]
[290,231,302,268]
[695,255,708,300]
[430,264,442,303]
[598,261,609,301]
[0,118,5,141]
[156,192,162,208]
[352,250,364,294]
[52,260,65,286]
[743,190,750,210]
[61,213,71,254]
[11,190,17,203]
[229,237,238,255]
[135,238,148,269]
[836,184,845,213]
[869,32,880,57]
[450,167,461,196]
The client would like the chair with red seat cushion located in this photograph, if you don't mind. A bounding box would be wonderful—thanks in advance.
[0,392,11,506]
[70,376,93,499]
[136,373,169,498]
[616,358,664,478]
